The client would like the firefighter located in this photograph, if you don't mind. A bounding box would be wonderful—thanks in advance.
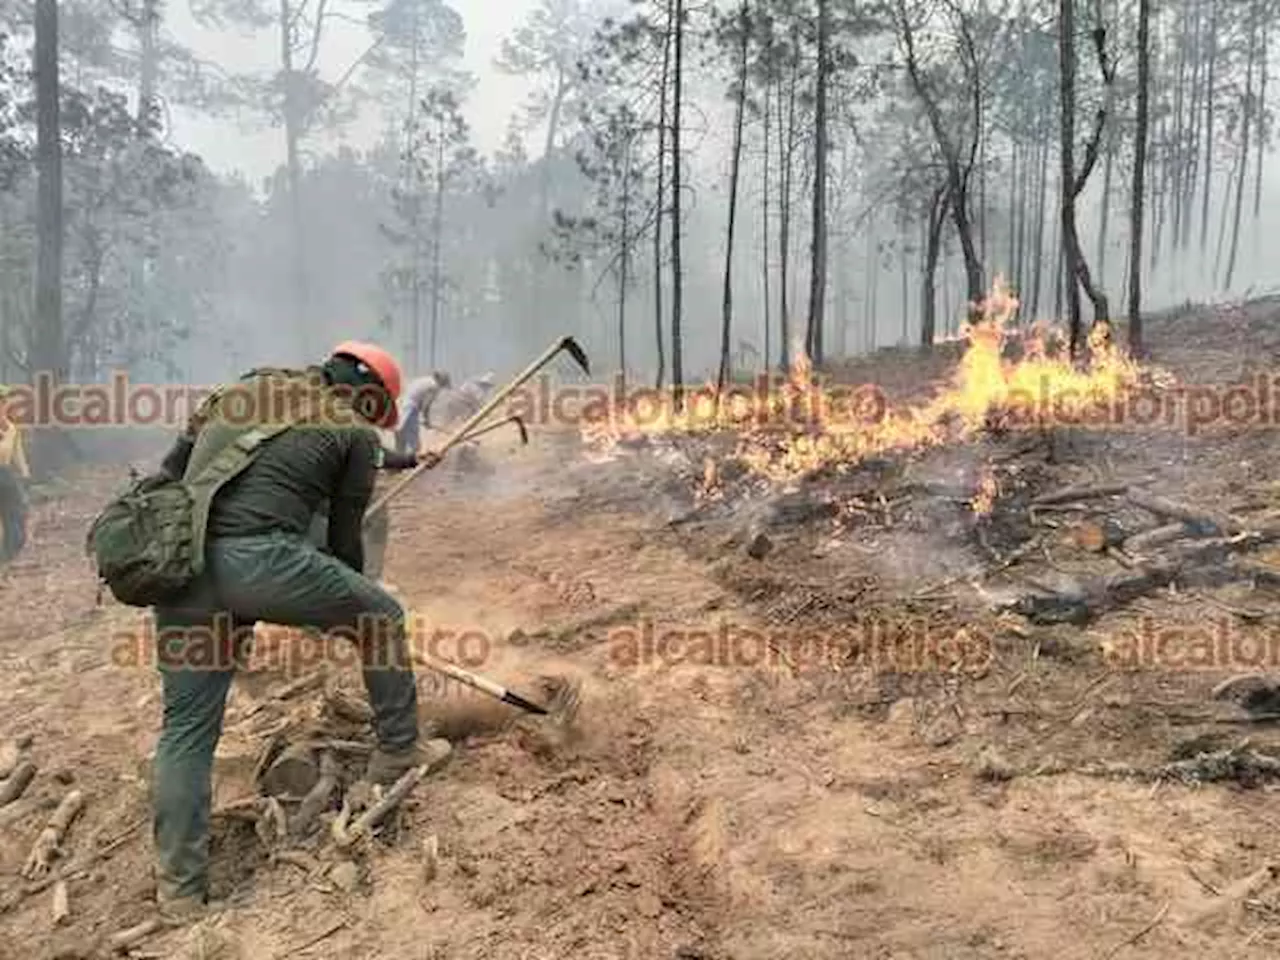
[147,342,448,919]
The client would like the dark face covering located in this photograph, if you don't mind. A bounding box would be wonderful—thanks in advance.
[322,354,394,426]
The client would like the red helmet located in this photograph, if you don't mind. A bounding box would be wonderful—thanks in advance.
[329,340,402,428]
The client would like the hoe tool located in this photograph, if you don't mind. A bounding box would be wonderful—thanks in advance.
[365,335,590,520]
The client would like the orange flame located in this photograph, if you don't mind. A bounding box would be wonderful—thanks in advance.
[970,464,999,517]
[581,278,1150,482]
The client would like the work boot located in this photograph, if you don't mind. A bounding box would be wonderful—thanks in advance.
[364,738,452,786]
[156,891,209,926]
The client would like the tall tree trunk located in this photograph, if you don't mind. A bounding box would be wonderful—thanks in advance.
[833,236,849,357]
[652,0,672,389]
[977,109,987,268]
[1180,0,1203,253]
[618,143,631,393]
[136,0,159,130]
[539,70,566,220]
[778,56,797,371]
[868,234,879,345]
[805,0,830,365]
[944,261,955,336]
[406,11,422,367]
[1223,0,1258,290]
[1096,129,1113,285]
[1199,2,1219,254]
[1030,133,1049,317]
[761,87,771,372]
[921,181,949,346]
[1169,3,1188,250]
[1214,145,1236,280]
[33,0,64,476]
[670,0,685,407]
[899,222,909,343]
[1128,0,1151,355]
[717,0,749,393]
[1058,0,1082,350]
[1007,138,1019,291]
[1149,27,1166,275]
[1014,137,1030,309]
[1254,21,1268,219]
[429,128,445,367]
[279,0,309,357]
[1059,0,1115,352]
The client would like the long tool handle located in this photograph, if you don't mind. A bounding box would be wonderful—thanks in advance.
[412,652,549,715]
[449,415,525,444]
[366,338,572,520]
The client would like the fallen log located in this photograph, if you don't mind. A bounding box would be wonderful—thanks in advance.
[1123,522,1190,554]
[108,918,162,952]
[0,736,30,779]
[1124,490,1242,536]
[0,761,36,805]
[1030,482,1132,507]
[22,789,84,879]
[1008,527,1280,624]
[1081,746,1280,785]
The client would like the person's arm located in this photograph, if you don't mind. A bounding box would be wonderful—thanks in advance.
[158,388,222,480]
[379,447,441,470]
[380,448,418,470]
[329,430,378,572]
[158,435,195,480]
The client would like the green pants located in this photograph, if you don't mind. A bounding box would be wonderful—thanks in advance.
[150,531,419,901]
[308,502,389,581]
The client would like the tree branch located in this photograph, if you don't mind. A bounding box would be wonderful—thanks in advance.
[303,0,329,74]
[1072,21,1116,198]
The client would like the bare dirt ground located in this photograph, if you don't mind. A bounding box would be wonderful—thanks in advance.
[5,301,1280,958]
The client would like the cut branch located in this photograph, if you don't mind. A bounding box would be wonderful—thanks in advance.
[0,760,36,805]
[289,750,338,837]
[22,790,84,880]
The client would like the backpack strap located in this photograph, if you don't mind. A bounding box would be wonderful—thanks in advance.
[183,419,302,573]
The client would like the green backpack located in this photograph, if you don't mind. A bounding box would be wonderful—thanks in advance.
[86,421,296,607]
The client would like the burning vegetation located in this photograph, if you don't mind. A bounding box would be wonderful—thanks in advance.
[581,279,1157,487]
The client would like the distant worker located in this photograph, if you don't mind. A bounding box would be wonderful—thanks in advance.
[434,372,497,474]
[395,370,450,456]
[0,387,28,562]
[436,372,495,431]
